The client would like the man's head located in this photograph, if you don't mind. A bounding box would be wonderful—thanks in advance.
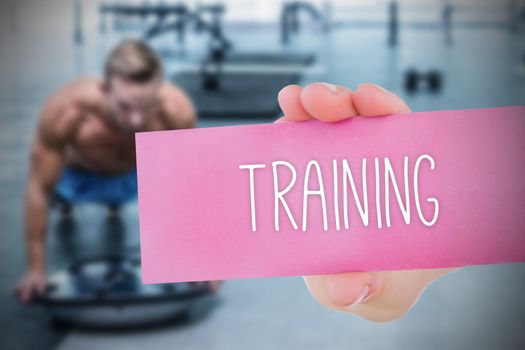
[103,39,163,132]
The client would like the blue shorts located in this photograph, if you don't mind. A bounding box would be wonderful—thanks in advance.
[55,167,138,205]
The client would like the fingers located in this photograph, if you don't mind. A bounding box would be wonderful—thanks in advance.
[16,283,34,304]
[278,82,409,123]
[300,83,358,122]
[15,275,47,304]
[352,83,411,116]
[274,116,292,123]
[15,285,25,303]
[208,280,222,293]
[36,279,47,295]
[277,85,312,121]
[277,83,358,123]
[190,280,222,294]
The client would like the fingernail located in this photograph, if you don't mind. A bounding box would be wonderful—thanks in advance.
[350,285,371,305]
[321,83,338,93]
[358,83,391,95]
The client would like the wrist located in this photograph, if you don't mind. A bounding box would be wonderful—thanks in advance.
[28,263,45,275]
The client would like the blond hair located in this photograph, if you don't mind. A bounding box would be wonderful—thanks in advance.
[104,39,162,83]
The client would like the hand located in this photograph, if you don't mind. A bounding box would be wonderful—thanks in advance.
[15,270,47,304]
[277,82,459,322]
[191,280,223,294]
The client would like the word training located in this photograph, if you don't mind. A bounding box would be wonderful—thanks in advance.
[239,154,439,232]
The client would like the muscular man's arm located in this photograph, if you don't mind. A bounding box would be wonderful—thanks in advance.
[25,137,64,271]
[16,96,77,303]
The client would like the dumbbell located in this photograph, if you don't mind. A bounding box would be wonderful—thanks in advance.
[200,41,227,91]
[201,60,221,91]
[427,70,442,91]
[202,71,219,91]
[210,45,225,62]
[404,69,443,93]
[405,69,419,93]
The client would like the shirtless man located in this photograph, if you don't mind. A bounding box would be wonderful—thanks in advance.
[16,39,197,303]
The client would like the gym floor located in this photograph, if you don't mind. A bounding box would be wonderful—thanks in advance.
[1,1,525,349]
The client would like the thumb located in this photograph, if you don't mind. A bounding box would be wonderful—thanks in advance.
[304,268,457,322]
[36,279,47,295]
[304,272,383,309]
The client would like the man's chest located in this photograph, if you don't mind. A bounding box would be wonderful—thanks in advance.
[69,118,137,172]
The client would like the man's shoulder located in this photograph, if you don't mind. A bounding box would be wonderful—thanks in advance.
[44,77,103,112]
[157,81,196,129]
[159,81,191,103]
[39,77,104,144]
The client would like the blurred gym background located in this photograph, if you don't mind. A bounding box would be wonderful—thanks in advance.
[1,0,525,349]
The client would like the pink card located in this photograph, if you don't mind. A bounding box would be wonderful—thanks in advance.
[136,106,525,284]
